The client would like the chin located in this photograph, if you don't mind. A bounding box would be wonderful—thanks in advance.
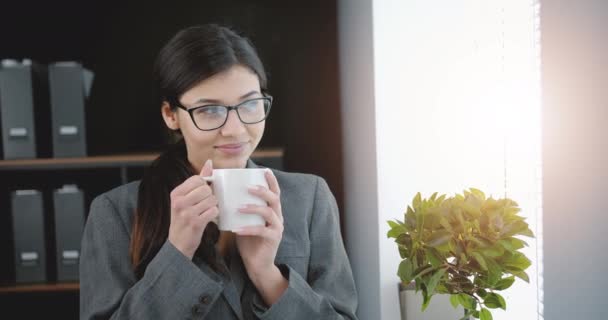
[214,156,249,169]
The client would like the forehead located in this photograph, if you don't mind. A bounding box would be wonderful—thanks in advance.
[180,65,261,106]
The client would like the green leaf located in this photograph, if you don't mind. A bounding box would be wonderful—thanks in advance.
[484,292,506,310]
[412,264,434,279]
[398,245,409,259]
[481,245,505,258]
[513,270,530,283]
[476,288,489,299]
[426,267,447,296]
[421,288,433,311]
[498,239,514,251]
[484,257,502,286]
[413,192,422,209]
[471,252,488,270]
[504,252,532,271]
[437,194,447,203]
[480,308,493,320]
[493,276,515,290]
[519,227,535,238]
[427,231,452,247]
[500,220,531,238]
[398,260,414,284]
[388,220,400,229]
[450,294,460,308]
[387,226,405,238]
[469,188,486,200]
[439,217,453,232]
[425,247,443,268]
[457,293,476,310]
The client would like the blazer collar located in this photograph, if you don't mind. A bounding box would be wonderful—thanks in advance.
[246,159,260,169]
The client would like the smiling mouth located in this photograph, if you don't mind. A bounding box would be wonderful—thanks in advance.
[215,142,247,155]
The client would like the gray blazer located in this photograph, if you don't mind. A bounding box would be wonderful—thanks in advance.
[79,162,359,320]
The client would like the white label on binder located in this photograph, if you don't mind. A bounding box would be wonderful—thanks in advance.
[62,250,79,260]
[59,126,78,135]
[9,127,27,137]
[58,185,79,194]
[15,190,38,196]
[21,252,39,261]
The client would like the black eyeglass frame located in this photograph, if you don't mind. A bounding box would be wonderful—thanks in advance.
[172,95,273,131]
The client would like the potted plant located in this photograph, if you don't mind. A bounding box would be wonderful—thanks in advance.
[387,188,535,320]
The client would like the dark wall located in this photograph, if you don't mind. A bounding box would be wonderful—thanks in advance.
[1,1,343,317]
[541,0,608,319]
[0,0,343,208]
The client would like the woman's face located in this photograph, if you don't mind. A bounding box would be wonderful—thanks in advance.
[161,64,266,171]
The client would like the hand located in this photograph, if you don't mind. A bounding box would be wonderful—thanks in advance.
[168,159,219,260]
[235,170,284,282]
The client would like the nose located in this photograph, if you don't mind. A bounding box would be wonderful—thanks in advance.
[220,109,246,136]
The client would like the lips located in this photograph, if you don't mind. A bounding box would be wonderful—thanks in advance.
[215,142,247,155]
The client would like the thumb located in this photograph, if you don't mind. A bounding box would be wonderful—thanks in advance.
[201,159,213,177]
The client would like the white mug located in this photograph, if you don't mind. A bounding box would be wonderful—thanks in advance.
[202,168,269,231]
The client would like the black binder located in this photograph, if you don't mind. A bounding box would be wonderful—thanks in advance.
[53,185,85,281]
[11,189,47,283]
[48,62,93,157]
[0,60,37,159]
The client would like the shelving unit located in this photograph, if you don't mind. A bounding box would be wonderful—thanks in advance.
[0,283,79,294]
[0,149,284,183]
[0,148,283,296]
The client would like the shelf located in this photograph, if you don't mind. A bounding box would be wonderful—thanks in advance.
[0,148,284,171]
[0,282,79,294]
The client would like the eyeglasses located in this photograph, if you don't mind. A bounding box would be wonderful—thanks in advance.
[173,95,273,131]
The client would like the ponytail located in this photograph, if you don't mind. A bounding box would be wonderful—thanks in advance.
[129,140,220,279]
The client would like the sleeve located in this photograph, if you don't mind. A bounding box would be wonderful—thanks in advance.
[79,194,224,320]
[252,176,359,319]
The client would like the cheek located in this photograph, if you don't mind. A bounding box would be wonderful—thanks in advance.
[181,124,218,148]
[248,122,265,141]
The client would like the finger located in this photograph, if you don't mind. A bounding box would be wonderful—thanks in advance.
[194,206,219,227]
[200,159,213,177]
[248,185,280,207]
[248,185,282,220]
[171,175,208,198]
[234,225,274,239]
[181,183,213,207]
[239,204,281,227]
[265,170,281,196]
[183,195,218,217]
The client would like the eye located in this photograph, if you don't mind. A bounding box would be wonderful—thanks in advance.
[240,99,261,112]
[194,106,225,116]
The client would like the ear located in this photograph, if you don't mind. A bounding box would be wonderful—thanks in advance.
[161,101,180,130]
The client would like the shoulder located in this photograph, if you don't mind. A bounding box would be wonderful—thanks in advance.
[86,180,141,232]
[269,168,320,190]
[264,167,337,218]
[95,180,141,208]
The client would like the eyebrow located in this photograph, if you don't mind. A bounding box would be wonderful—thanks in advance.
[193,90,261,105]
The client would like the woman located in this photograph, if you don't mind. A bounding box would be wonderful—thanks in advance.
[79,24,358,319]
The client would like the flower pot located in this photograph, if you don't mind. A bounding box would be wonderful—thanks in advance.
[399,282,466,320]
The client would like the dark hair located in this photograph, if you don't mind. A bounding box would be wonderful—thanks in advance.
[130,24,267,279]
